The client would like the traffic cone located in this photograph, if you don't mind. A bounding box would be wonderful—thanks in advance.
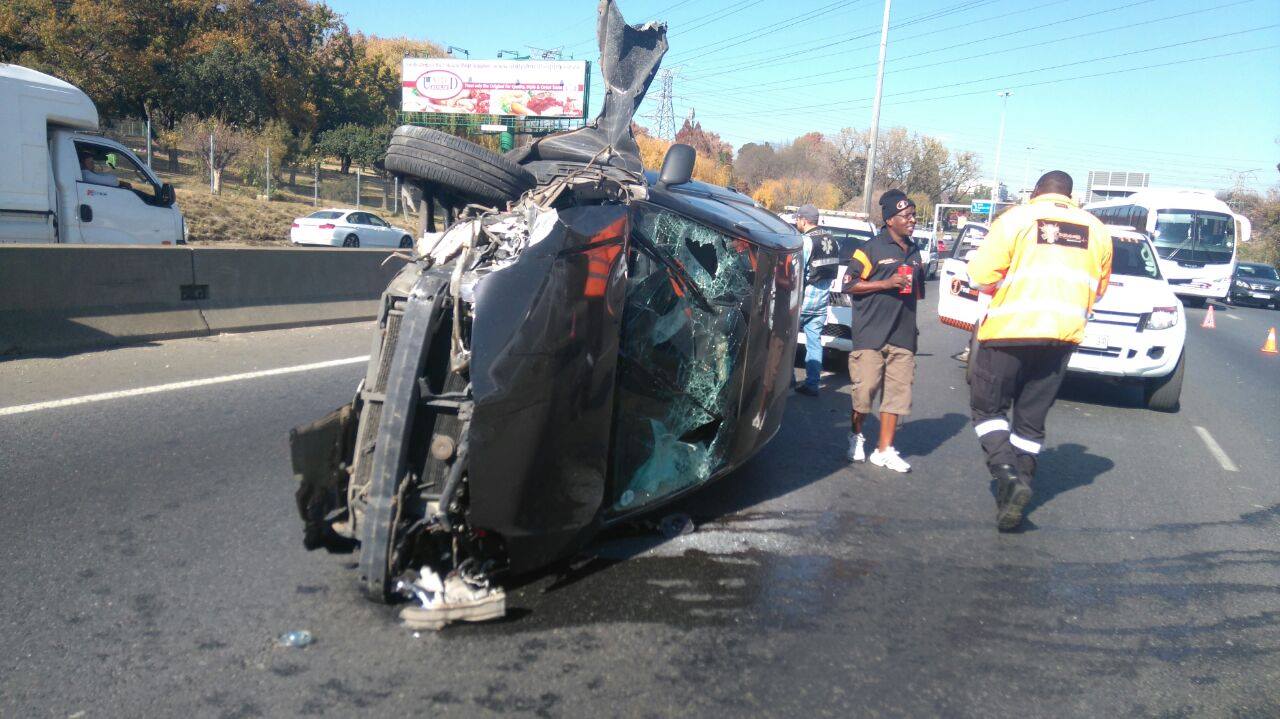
[1264,327,1278,355]
[1201,304,1216,329]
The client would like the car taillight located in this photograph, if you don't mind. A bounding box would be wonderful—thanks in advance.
[938,241,949,252]
[318,223,335,230]
[291,222,300,228]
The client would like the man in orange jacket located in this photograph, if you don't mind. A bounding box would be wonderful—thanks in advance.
[966,171,1112,531]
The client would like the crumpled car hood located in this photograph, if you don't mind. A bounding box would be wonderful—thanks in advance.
[505,0,667,174]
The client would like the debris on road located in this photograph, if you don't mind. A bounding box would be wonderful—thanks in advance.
[276,630,313,648]
[396,566,506,631]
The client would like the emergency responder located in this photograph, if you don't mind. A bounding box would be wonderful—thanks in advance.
[842,190,924,472]
[794,204,841,396]
[966,171,1113,531]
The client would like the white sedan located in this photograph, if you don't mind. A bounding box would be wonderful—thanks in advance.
[290,209,415,248]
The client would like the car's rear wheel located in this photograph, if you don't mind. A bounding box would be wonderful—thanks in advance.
[399,235,413,249]
[343,234,360,248]
[1143,349,1184,412]
[385,126,536,206]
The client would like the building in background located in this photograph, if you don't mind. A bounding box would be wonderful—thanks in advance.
[1086,170,1150,203]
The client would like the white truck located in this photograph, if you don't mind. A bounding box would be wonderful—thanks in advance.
[1,64,184,244]
[936,224,1186,411]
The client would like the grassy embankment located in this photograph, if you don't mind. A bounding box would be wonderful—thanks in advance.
[150,157,416,246]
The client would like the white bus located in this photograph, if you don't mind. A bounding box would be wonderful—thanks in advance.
[1085,190,1247,306]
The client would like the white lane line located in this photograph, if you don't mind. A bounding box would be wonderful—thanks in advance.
[1194,426,1239,472]
[0,356,369,417]
[1224,314,1242,321]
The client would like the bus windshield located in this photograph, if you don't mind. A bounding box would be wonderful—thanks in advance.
[1153,209,1235,265]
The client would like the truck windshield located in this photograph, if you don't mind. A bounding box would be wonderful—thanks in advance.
[1111,237,1161,279]
[1153,209,1235,265]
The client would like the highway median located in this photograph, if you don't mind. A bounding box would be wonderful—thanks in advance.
[0,245,403,357]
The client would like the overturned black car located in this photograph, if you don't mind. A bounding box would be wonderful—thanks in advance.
[289,0,801,626]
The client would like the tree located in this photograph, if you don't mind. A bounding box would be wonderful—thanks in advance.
[751,177,842,212]
[177,116,254,195]
[313,123,387,174]
[734,142,777,194]
[674,115,733,166]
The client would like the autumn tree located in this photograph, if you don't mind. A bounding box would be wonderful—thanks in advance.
[177,116,255,194]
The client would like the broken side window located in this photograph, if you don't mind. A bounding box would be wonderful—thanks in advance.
[608,204,756,512]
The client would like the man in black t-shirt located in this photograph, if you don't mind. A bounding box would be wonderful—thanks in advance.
[841,190,925,473]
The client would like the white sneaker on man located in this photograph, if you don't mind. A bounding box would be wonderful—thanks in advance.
[869,446,911,473]
[847,432,866,462]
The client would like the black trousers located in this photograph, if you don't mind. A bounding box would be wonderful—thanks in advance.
[968,342,1073,480]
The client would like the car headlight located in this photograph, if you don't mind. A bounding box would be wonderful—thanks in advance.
[1146,306,1179,330]
[1235,279,1250,289]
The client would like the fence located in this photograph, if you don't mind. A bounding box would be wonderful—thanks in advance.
[102,118,409,216]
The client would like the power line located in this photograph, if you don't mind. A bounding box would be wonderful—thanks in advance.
[694,26,1279,119]
[665,0,872,64]
[681,0,1256,101]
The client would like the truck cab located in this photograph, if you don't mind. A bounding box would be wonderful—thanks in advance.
[0,64,184,245]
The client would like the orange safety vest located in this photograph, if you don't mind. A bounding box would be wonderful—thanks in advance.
[968,193,1113,345]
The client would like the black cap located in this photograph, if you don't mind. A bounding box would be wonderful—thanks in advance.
[879,189,915,222]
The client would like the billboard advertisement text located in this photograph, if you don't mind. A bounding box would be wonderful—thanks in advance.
[402,58,588,118]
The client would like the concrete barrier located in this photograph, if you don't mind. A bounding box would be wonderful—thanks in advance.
[191,247,402,334]
[0,245,205,356]
[0,245,403,357]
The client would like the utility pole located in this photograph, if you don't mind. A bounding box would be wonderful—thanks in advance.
[1021,146,1035,199]
[861,0,892,217]
[989,91,1012,221]
[209,134,215,194]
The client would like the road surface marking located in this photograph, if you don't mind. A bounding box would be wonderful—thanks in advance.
[1194,426,1239,472]
[1224,314,1242,321]
[0,356,369,417]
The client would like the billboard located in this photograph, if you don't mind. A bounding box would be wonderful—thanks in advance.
[402,58,588,118]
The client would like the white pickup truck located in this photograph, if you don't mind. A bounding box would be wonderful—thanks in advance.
[0,64,184,244]
[937,224,1186,411]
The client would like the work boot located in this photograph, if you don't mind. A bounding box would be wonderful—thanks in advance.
[990,464,1031,531]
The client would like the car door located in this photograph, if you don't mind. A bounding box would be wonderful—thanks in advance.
[73,141,175,245]
[936,224,990,332]
[345,212,372,244]
[365,213,397,246]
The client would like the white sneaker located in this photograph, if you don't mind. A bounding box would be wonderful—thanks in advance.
[869,447,911,473]
[847,432,866,462]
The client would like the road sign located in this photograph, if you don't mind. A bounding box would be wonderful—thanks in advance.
[970,200,992,214]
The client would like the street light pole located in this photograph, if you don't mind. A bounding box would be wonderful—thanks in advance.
[861,0,893,217]
[989,91,1012,221]
[1018,144,1039,198]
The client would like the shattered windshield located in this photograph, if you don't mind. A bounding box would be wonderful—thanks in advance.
[610,204,756,512]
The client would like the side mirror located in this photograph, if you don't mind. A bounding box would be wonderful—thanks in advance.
[159,183,176,207]
[657,143,696,187]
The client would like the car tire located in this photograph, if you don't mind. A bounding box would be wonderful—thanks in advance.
[399,235,414,249]
[343,234,360,248]
[385,126,536,205]
[1143,349,1184,412]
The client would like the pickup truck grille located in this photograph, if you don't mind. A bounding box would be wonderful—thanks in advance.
[1089,309,1144,330]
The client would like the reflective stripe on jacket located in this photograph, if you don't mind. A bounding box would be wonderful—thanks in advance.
[968,193,1113,346]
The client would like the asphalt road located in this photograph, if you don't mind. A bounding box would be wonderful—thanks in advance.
[1,295,1277,718]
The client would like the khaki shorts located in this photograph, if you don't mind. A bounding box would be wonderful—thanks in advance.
[848,344,916,415]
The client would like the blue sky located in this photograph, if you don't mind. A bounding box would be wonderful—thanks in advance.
[330,0,1280,194]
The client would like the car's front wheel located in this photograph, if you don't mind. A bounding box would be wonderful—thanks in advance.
[343,234,360,248]
[1143,350,1184,412]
